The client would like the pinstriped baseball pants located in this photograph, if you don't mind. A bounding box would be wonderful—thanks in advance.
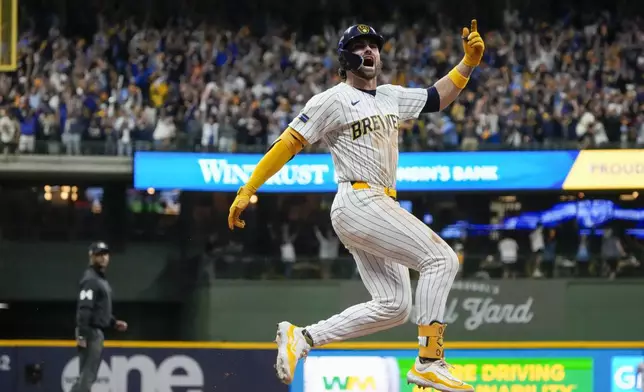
[305,182,459,346]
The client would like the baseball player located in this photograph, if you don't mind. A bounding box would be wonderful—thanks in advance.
[228,21,485,391]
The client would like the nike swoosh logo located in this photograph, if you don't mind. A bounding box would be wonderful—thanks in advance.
[351,100,360,106]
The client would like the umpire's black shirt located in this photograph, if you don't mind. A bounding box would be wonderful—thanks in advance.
[76,266,115,339]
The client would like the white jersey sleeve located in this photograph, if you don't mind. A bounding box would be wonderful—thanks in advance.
[378,84,428,121]
[288,90,340,144]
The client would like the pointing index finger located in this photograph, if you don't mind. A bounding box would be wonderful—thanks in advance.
[471,19,478,33]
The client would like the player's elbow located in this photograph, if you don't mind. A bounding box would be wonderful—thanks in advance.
[438,91,460,112]
[279,127,308,155]
[421,86,441,113]
[433,79,463,112]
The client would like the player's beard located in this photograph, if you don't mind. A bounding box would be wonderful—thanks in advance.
[353,61,381,81]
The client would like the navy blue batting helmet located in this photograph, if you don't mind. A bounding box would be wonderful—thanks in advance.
[89,241,110,255]
[337,24,385,72]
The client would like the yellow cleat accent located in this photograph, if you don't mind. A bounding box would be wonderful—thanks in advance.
[406,358,474,392]
[274,321,310,384]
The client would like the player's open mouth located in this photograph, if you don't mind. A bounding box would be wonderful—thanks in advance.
[363,57,375,67]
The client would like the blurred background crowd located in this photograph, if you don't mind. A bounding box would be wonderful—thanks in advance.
[0,0,643,283]
[1,0,643,158]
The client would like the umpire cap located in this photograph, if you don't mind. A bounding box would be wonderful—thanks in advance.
[89,241,110,255]
[337,24,385,72]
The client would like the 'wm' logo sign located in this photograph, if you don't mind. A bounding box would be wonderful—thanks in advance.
[322,376,376,390]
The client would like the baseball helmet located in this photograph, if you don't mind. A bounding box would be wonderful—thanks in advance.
[337,24,385,72]
[89,241,110,255]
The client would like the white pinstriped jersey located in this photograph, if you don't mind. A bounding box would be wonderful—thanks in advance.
[289,82,428,188]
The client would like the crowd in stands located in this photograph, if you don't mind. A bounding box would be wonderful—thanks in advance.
[0,10,643,158]
[199,220,644,281]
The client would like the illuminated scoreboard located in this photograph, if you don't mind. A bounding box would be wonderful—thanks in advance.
[0,0,16,71]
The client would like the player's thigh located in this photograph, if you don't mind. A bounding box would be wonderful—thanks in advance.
[332,193,453,269]
[352,248,411,302]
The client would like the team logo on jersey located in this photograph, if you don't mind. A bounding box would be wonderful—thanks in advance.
[298,113,310,123]
[357,25,371,34]
[350,114,399,140]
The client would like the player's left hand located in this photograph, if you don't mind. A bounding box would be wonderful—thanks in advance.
[462,19,485,67]
[228,185,254,230]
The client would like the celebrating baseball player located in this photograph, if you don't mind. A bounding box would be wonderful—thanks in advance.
[228,20,485,391]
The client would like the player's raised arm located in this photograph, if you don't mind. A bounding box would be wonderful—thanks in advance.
[432,19,485,110]
[227,92,338,230]
[385,19,485,121]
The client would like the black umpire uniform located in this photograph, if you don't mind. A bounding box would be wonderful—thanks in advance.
[71,242,122,392]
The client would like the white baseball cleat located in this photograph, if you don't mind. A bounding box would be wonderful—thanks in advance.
[407,357,474,391]
[274,321,311,384]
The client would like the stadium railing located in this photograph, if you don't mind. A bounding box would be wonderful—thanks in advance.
[3,139,643,158]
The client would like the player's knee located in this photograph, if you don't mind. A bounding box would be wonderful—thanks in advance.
[419,247,460,280]
[434,247,460,283]
[445,247,460,278]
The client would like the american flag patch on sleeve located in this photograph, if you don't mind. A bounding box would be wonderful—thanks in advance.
[298,113,310,123]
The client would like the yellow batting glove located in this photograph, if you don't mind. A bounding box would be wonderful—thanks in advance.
[228,185,255,230]
[462,19,485,67]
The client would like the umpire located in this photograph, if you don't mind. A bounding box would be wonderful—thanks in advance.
[70,242,128,392]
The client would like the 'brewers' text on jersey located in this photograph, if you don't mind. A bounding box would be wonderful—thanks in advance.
[289,83,428,187]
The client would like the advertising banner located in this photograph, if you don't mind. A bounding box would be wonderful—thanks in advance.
[611,356,644,392]
[295,350,595,392]
[303,357,400,392]
[206,280,569,342]
[396,357,592,392]
[428,280,566,340]
[0,346,15,392]
[1,341,644,391]
[562,150,644,190]
[133,150,644,192]
[1,345,282,392]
